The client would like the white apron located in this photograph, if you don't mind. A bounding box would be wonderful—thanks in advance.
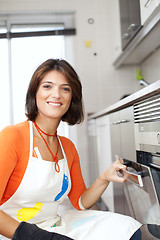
[0,121,141,240]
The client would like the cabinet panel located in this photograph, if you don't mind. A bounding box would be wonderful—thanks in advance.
[87,119,99,185]
[109,111,121,162]
[140,0,160,25]
[109,112,126,214]
[119,107,136,162]
[109,106,135,215]
[96,115,114,211]
[109,0,122,62]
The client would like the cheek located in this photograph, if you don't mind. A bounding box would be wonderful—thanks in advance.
[67,95,72,107]
[36,91,44,109]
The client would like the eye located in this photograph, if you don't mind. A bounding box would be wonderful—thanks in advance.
[62,87,71,92]
[42,84,52,89]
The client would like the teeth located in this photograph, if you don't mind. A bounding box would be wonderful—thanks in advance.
[48,102,61,106]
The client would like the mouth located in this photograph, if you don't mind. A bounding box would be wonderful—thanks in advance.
[47,101,62,107]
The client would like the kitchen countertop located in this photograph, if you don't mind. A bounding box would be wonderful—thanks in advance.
[88,79,160,119]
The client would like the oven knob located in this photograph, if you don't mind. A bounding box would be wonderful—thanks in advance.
[157,133,160,144]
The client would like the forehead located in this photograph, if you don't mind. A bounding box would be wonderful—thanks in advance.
[41,70,69,84]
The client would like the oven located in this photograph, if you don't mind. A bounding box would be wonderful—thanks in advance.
[123,94,160,239]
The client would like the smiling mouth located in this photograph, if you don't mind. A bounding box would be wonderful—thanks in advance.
[47,102,62,107]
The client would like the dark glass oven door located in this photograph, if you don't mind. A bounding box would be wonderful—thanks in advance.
[123,159,160,239]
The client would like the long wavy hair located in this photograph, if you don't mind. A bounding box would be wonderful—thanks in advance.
[25,59,84,125]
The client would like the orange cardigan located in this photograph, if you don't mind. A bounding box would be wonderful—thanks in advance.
[0,121,86,210]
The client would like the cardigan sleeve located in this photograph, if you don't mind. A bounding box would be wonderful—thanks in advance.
[0,121,29,205]
[0,126,18,202]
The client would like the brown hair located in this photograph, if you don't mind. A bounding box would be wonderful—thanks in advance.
[25,59,84,125]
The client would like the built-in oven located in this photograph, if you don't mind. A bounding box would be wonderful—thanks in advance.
[123,94,160,239]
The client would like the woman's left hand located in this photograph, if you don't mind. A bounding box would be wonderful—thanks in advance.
[98,160,127,183]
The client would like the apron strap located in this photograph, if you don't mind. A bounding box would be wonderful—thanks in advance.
[29,121,34,158]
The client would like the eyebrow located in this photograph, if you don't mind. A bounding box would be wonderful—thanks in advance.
[42,81,71,87]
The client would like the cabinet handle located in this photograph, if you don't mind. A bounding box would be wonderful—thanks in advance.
[111,119,130,125]
[144,0,153,7]
[122,32,130,40]
[128,23,138,31]
[111,120,121,125]
[120,119,130,123]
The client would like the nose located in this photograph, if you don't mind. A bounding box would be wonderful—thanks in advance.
[51,86,61,99]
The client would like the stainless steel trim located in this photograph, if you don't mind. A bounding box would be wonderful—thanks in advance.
[149,163,160,169]
[139,121,160,132]
[134,96,160,109]
[151,155,160,166]
[134,94,160,123]
[134,106,160,116]
[135,116,160,123]
[140,144,160,154]
[134,111,160,119]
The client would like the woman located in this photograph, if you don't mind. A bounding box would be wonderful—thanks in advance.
[0,59,141,240]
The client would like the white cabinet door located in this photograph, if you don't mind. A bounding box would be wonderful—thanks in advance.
[108,0,122,62]
[96,115,114,211]
[119,107,136,162]
[87,119,99,185]
[109,106,135,216]
[140,0,160,25]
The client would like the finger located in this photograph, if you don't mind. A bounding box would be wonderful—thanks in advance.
[114,161,127,171]
[115,155,119,161]
[119,157,124,164]
[113,174,127,183]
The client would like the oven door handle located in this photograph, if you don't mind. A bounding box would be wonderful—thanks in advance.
[119,169,144,187]
[123,158,149,178]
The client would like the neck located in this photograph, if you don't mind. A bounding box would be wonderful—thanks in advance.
[34,117,60,136]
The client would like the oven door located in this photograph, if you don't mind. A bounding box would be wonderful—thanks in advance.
[122,159,160,239]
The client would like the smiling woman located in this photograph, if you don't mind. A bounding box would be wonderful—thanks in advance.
[35,71,72,123]
[0,59,141,240]
[25,59,84,125]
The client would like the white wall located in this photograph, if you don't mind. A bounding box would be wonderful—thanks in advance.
[0,0,159,186]
[140,47,160,85]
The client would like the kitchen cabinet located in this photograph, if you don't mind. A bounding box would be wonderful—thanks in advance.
[119,0,141,50]
[88,80,160,223]
[109,0,122,62]
[109,106,136,215]
[140,0,160,25]
[113,3,160,68]
[87,119,99,185]
[95,115,114,211]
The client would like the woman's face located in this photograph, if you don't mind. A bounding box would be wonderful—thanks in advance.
[36,70,72,121]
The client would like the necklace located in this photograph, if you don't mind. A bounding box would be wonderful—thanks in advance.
[33,121,60,173]
[34,121,57,137]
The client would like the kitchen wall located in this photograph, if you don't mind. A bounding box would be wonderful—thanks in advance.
[140,47,160,85]
[0,0,159,185]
